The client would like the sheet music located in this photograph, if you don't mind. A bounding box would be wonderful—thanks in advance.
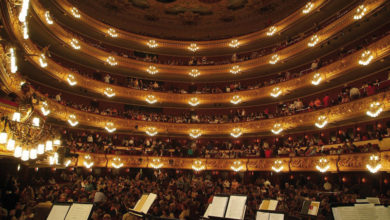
[256,211,270,220]
[259,200,270,210]
[356,199,368,203]
[307,201,320,216]
[366,197,380,204]
[47,204,71,220]
[208,196,229,218]
[64,203,93,220]
[269,213,284,220]
[374,206,390,220]
[203,204,212,218]
[133,194,148,212]
[268,200,278,211]
[140,193,157,214]
[225,195,247,219]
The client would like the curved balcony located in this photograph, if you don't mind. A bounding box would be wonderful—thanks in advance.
[21,88,390,136]
[34,0,358,65]
[28,0,387,79]
[61,151,390,172]
[47,0,328,55]
[15,27,390,107]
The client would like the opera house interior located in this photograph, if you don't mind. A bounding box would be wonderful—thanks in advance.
[1,0,390,219]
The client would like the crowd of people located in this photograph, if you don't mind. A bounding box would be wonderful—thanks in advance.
[1,169,390,220]
[38,74,388,125]
[60,122,388,158]
[52,17,390,95]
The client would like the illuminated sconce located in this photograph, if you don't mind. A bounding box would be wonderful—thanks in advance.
[188,97,200,106]
[229,39,240,48]
[18,0,30,22]
[54,139,61,146]
[104,87,116,97]
[106,56,117,66]
[32,117,40,127]
[230,128,242,138]
[302,2,314,14]
[230,95,242,104]
[22,22,29,39]
[105,122,116,133]
[231,161,244,172]
[70,38,81,50]
[315,115,328,128]
[67,74,77,86]
[308,35,319,47]
[49,152,59,165]
[6,139,15,151]
[147,40,158,48]
[366,102,382,117]
[272,160,284,172]
[39,54,47,68]
[269,54,280,64]
[354,5,367,20]
[83,154,94,168]
[192,160,205,171]
[21,149,29,161]
[145,95,157,104]
[230,65,241,74]
[311,73,322,85]
[0,132,7,144]
[145,127,158,136]
[150,158,163,169]
[71,7,81,18]
[112,157,123,168]
[40,101,50,116]
[29,148,37,160]
[67,114,79,127]
[12,112,21,122]
[266,26,277,36]
[316,158,330,173]
[188,43,199,52]
[9,48,18,73]
[107,28,118,37]
[45,140,53,151]
[189,69,200,78]
[45,11,53,24]
[189,129,202,138]
[366,154,381,173]
[358,50,373,66]
[147,66,158,75]
[65,159,71,167]
[270,87,282,97]
[37,144,44,154]
[271,123,283,134]
[14,146,22,158]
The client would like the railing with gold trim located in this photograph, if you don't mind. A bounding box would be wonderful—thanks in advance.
[30,0,386,77]
[15,25,390,106]
[52,0,327,52]
[36,91,390,135]
[63,151,390,172]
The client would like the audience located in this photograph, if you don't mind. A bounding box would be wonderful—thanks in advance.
[2,169,390,220]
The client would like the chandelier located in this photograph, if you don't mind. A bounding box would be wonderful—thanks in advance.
[44,11,53,25]
[315,115,328,128]
[366,154,381,173]
[231,161,244,172]
[366,102,382,117]
[311,73,322,85]
[0,100,60,162]
[272,160,284,172]
[112,156,123,168]
[271,123,283,134]
[150,158,163,169]
[107,28,118,38]
[189,129,202,138]
[192,160,205,171]
[270,87,282,97]
[230,128,242,138]
[316,158,330,173]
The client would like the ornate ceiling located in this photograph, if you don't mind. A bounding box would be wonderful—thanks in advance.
[67,0,305,40]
